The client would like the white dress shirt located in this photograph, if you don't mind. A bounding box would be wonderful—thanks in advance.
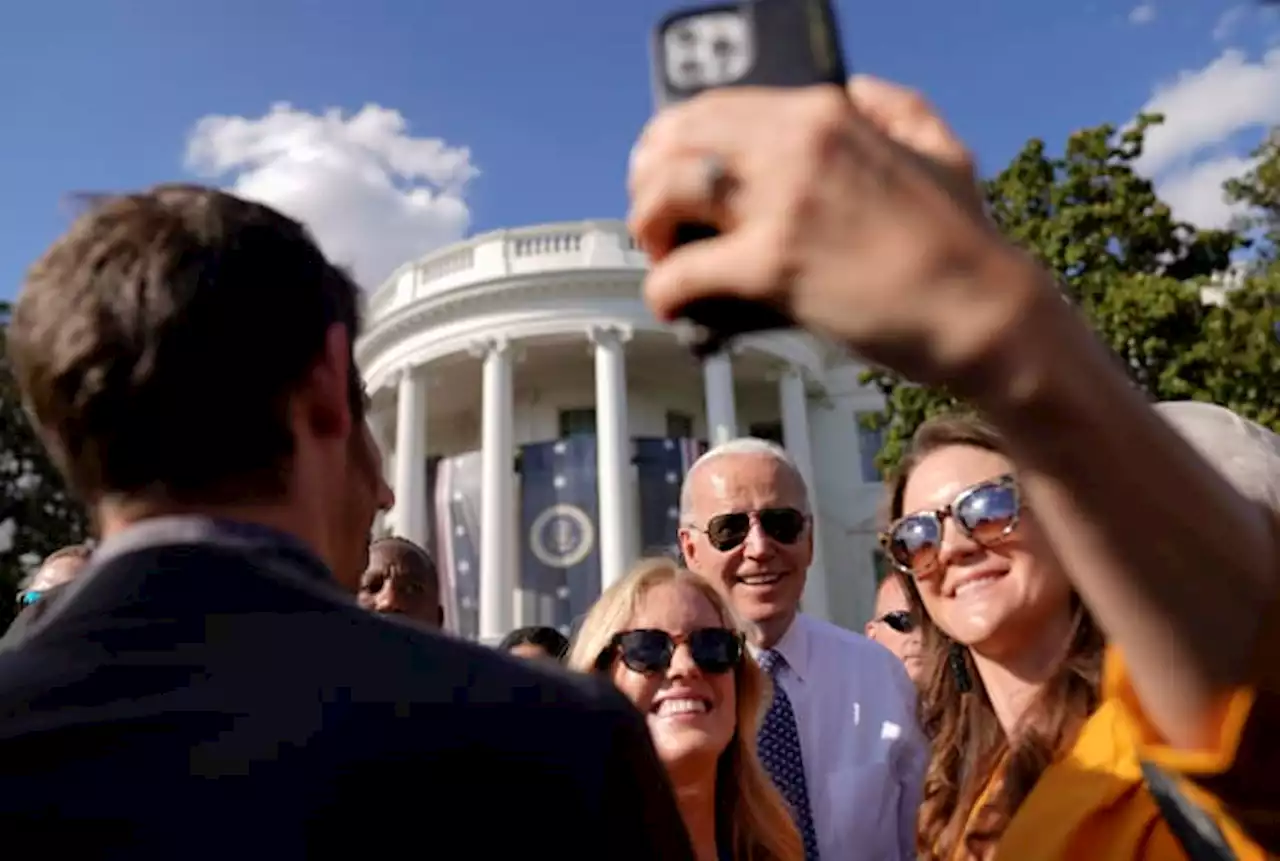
[752,612,927,861]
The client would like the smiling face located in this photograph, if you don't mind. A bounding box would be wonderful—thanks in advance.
[609,580,737,777]
[899,444,1072,661]
[680,452,811,647]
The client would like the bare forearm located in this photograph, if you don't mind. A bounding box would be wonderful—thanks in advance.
[953,248,1276,747]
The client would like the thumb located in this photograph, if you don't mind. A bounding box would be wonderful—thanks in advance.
[641,228,781,324]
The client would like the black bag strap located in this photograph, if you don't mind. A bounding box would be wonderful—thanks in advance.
[1141,760,1238,861]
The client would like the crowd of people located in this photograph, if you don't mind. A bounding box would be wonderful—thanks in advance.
[0,73,1277,860]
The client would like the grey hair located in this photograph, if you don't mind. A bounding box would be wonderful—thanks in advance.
[1154,401,1280,512]
[678,437,810,519]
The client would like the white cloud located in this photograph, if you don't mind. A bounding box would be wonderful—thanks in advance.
[1134,49,1280,176]
[185,103,479,289]
[1130,49,1280,227]
[1129,3,1156,25]
[1156,153,1254,229]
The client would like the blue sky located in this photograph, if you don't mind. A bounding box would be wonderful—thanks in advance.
[1,0,1276,299]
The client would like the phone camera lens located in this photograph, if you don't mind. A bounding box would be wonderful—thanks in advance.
[673,25,697,44]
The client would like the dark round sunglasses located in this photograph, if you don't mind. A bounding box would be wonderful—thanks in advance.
[595,627,744,675]
[691,507,808,552]
[880,475,1020,576]
[876,610,915,634]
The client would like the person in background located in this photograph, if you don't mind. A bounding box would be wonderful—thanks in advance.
[0,184,694,859]
[568,557,802,861]
[16,544,90,609]
[865,575,922,683]
[359,536,443,629]
[500,625,569,662]
[2,544,92,645]
[678,437,925,861]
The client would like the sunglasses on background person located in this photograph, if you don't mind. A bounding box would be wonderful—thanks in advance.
[688,507,809,552]
[880,475,1021,576]
[595,627,745,675]
[875,610,916,634]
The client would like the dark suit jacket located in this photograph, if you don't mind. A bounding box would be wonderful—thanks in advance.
[0,517,694,860]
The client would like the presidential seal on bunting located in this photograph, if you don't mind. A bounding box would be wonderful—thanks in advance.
[529,503,596,569]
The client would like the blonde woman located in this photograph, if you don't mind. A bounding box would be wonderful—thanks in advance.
[568,558,802,861]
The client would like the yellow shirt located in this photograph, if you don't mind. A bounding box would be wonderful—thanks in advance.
[994,646,1266,859]
[950,513,1280,859]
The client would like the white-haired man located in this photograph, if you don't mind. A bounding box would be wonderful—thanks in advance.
[679,437,926,861]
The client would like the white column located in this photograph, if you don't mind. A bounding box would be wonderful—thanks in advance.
[702,353,738,446]
[591,325,636,591]
[370,406,395,485]
[392,367,429,547]
[779,367,830,621]
[478,338,516,642]
[367,401,396,537]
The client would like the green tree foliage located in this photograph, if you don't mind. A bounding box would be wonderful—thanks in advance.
[1225,131,1280,262]
[864,115,1277,472]
[0,301,90,627]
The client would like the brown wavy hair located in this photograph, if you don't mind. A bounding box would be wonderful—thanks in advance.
[567,558,803,861]
[884,414,1105,860]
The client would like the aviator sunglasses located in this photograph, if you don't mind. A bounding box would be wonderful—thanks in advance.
[880,475,1021,576]
[875,610,915,634]
[595,628,745,675]
[690,507,808,552]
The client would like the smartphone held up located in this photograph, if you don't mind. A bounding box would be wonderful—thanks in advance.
[647,0,849,357]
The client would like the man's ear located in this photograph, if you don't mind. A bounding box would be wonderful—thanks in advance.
[298,324,356,442]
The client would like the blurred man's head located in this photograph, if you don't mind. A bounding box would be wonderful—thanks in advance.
[19,544,91,606]
[359,537,443,628]
[865,575,923,681]
[7,186,393,588]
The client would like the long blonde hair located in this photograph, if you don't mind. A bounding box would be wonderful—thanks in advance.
[567,558,803,861]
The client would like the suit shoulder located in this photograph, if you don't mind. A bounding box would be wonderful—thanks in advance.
[373,620,632,713]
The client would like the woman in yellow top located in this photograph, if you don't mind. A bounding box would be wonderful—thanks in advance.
[626,61,1280,860]
[880,404,1277,860]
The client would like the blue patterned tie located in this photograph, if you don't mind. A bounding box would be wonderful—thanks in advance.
[757,649,820,860]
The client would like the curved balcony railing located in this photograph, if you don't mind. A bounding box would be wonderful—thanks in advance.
[366,220,648,321]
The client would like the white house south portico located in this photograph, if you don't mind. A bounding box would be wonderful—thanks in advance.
[356,220,890,642]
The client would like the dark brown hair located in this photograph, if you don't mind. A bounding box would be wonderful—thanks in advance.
[7,184,364,505]
[884,413,1104,860]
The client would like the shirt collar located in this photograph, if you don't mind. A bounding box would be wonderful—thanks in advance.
[750,612,810,683]
[92,515,334,584]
